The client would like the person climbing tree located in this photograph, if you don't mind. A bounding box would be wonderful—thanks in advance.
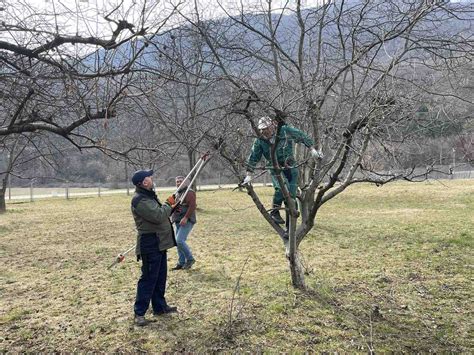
[244,116,323,228]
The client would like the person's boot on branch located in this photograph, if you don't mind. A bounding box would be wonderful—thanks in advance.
[270,204,285,224]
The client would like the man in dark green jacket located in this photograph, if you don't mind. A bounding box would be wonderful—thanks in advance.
[130,169,177,326]
[244,116,323,225]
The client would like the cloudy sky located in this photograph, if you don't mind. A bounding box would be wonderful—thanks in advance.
[2,0,328,39]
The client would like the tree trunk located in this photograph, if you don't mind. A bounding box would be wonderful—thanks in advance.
[287,214,306,289]
[289,247,306,289]
[0,178,6,214]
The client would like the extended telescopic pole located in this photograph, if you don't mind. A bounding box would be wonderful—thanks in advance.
[174,152,210,206]
[172,152,208,196]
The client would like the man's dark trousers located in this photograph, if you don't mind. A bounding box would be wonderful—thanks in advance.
[134,249,168,316]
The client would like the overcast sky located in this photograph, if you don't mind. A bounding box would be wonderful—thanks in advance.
[2,0,328,39]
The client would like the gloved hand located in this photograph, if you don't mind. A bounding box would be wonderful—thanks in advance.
[310,147,324,159]
[243,172,252,185]
[166,194,175,206]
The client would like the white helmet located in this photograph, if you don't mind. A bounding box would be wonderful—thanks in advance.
[257,116,273,130]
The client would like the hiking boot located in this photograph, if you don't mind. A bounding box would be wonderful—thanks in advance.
[183,259,195,269]
[171,264,184,271]
[154,306,178,316]
[270,210,285,224]
[134,315,149,327]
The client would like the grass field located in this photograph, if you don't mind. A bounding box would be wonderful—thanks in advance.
[1,180,473,352]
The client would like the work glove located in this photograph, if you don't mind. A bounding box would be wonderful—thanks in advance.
[243,172,252,185]
[310,147,324,159]
[165,194,176,206]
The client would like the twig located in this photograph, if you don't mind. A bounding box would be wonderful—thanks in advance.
[228,256,250,334]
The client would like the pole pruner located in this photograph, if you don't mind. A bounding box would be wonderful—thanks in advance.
[107,244,136,269]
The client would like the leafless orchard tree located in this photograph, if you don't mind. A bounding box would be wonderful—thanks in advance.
[0,130,70,212]
[181,0,473,289]
[122,23,241,187]
[0,0,183,211]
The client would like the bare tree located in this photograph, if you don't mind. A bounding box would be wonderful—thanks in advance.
[0,0,183,209]
[126,24,236,186]
[0,131,65,212]
[181,0,473,289]
[0,0,192,146]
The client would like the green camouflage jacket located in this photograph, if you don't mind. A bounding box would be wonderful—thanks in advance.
[246,124,314,172]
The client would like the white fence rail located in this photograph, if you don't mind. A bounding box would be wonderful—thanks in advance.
[5,167,473,202]
[6,183,268,202]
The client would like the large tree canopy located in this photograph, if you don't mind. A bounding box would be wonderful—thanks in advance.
[170,0,473,288]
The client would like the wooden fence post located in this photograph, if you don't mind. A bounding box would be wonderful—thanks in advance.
[29,180,33,202]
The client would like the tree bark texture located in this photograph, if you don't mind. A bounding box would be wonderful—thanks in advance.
[289,248,306,290]
[0,178,6,213]
[287,214,306,289]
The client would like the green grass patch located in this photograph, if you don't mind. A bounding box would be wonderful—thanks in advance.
[1,180,473,352]
[0,308,31,325]
[0,226,11,235]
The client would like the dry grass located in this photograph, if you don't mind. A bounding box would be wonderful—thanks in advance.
[1,180,473,352]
